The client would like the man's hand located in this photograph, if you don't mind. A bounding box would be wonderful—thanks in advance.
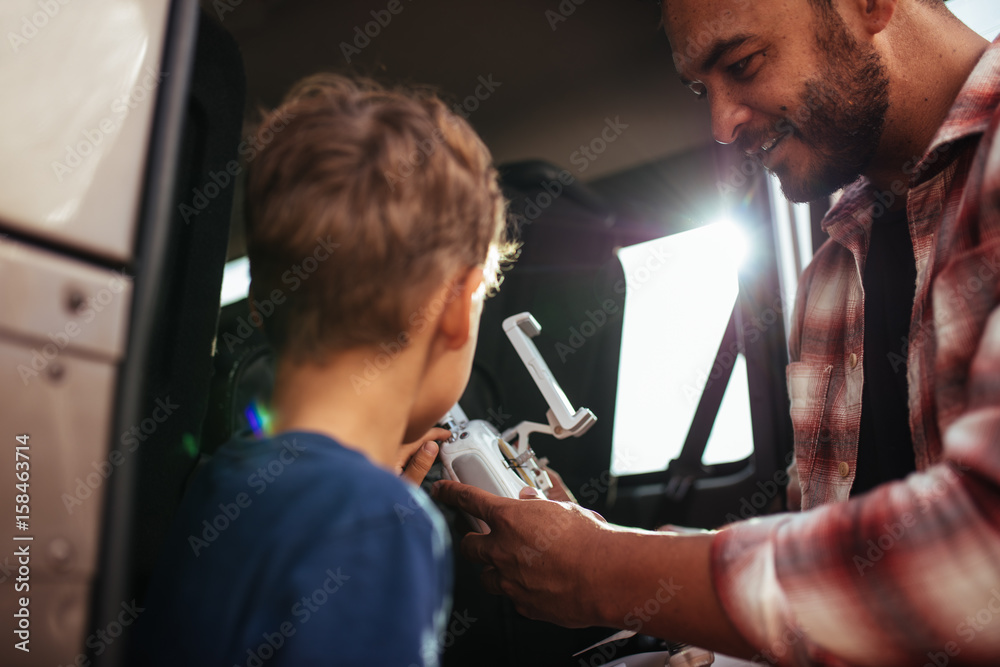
[395,427,450,486]
[537,460,577,503]
[434,481,755,659]
[432,479,614,628]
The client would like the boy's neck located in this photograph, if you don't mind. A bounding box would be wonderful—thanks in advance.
[268,347,421,469]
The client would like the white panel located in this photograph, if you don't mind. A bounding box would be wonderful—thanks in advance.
[0,0,172,262]
[0,339,118,665]
[0,582,90,665]
[0,239,132,363]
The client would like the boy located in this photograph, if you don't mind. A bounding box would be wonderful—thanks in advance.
[138,74,515,666]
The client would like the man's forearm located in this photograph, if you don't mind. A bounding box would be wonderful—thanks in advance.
[596,529,757,659]
[434,480,759,658]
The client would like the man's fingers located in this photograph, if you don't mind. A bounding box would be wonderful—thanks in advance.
[433,480,507,525]
[479,564,503,595]
[401,440,439,486]
[461,533,493,565]
[540,464,578,504]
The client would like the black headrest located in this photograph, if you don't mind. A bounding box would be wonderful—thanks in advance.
[498,159,616,228]
[201,299,276,456]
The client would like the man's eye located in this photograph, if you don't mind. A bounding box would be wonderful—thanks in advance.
[688,83,707,100]
[728,53,760,78]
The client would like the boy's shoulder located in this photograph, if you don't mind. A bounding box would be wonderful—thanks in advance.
[139,430,452,666]
[204,430,437,531]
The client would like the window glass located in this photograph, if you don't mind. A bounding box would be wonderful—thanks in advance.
[701,353,754,465]
[950,0,1000,40]
[611,222,745,475]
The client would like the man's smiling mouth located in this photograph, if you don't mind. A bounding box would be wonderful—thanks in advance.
[760,134,783,153]
[742,129,795,164]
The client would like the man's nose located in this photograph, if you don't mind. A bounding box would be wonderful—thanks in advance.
[710,92,752,145]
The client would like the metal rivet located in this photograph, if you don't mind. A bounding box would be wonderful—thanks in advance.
[49,538,73,570]
[66,289,86,314]
[47,362,65,382]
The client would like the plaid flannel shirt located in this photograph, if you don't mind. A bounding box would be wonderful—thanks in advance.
[711,37,1000,666]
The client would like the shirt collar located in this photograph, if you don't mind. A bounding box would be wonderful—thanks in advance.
[920,34,1000,158]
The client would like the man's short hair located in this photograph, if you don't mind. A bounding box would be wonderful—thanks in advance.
[244,74,515,362]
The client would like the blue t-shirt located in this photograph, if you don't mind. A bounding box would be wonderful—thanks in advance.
[138,431,452,666]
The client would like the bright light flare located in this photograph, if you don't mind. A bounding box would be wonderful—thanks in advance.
[712,217,750,270]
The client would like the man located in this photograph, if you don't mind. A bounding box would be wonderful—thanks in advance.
[434,0,1000,664]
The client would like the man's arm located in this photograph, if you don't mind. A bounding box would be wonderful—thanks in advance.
[432,481,756,658]
[435,301,1000,665]
[436,424,1000,666]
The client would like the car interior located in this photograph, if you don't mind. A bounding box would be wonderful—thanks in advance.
[2,0,998,665]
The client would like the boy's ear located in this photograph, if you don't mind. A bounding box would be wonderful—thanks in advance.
[436,267,485,350]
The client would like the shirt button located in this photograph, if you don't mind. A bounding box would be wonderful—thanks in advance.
[838,461,850,477]
[849,353,858,369]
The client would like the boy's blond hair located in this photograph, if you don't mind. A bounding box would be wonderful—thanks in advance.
[245,74,515,361]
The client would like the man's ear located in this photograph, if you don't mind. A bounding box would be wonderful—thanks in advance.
[436,267,485,351]
[839,0,897,36]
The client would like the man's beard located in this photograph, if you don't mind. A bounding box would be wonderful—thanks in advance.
[763,10,890,203]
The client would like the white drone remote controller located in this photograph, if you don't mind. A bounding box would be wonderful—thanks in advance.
[438,312,596,531]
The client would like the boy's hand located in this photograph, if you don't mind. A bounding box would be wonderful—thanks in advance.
[396,427,450,486]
